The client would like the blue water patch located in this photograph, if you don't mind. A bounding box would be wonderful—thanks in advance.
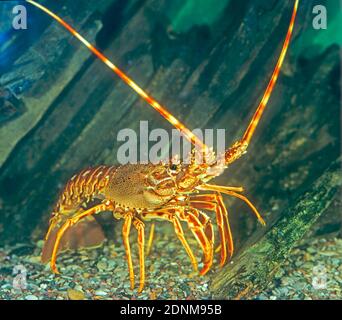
[167,0,231,33]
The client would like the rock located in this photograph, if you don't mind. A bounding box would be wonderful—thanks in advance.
[10,245,35,256]
[94,289,108,296]
[36,240,44,249]
[25,295,38,300]
[74,285,84,292]
[28,256,41,264]
[149,291,157,300]
[319,251,338,257]
[211,159,342,299]
[67,288,85,300]
[303,253,312,261]
[107,260,116,270]
[0,267,12,276]
[96,260,108,271]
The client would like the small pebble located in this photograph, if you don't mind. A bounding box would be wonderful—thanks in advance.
[28,256,41,264]
[94,290,108,296]
[36,240,44,249]
[96,261,107,271]
[67,288,85,300]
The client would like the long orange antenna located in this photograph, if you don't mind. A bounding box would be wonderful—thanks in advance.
[241,0,299,145]
[26,0,208,152]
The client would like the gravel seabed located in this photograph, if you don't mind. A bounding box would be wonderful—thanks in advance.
[0,227,341,300]
[255,236,341,300]
[0,228,213,300]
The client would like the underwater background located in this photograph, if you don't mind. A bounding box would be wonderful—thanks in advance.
[0,0,340,299]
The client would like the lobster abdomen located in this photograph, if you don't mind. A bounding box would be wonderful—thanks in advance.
[56,165,117,212]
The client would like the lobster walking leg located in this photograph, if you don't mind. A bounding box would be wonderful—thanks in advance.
[122,213,135,289]
[146,223,155,256]
[141,210,198,272]
[132,217,145,293]
[50,202,114,274]
[198,184,266,225]
[45,215,59,241]
[216,194,234,256]
[168,213,198,272]
[188,199,227,263]
[189,192,234,264]
[177,208,214,275]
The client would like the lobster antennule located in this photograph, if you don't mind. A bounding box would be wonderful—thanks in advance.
[26,0,208,152]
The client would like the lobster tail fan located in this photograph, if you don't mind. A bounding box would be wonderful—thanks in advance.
[41,215,106,264]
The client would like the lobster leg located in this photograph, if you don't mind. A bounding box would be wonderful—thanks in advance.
[50,202,114,274]
[45,215,59,241]
[168,213,198,272]
[132,217,145,293]
[216,194,234,257]
[189,192,234,265]
[122,213,135,290]
[146,223,155,256]
[198,184,266,225]
[177,208,214,275]
[141,210,198,272]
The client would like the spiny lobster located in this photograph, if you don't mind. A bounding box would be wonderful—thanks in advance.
[27,0,299,292]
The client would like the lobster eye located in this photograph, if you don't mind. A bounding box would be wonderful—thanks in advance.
[170,164,178,171]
